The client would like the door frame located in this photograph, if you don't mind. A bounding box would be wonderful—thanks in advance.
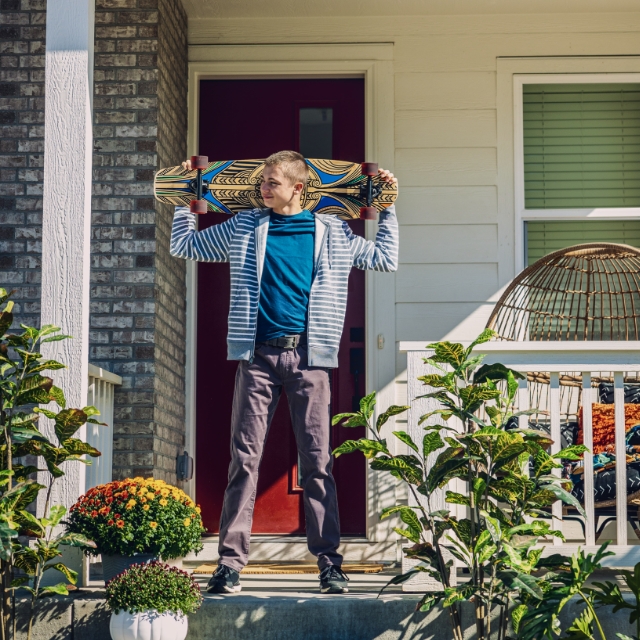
[183,43,398,558]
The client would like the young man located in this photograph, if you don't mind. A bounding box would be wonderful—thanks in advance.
[170,150,398,594]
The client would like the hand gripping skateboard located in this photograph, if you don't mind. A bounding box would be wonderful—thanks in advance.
[154,156,397,220]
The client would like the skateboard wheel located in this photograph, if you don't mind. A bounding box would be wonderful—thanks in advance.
[190,199,208,214]
[361,162,378,176]
[360,206,377,220]
[190,155,209,170]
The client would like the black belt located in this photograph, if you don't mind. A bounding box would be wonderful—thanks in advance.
[258,334,306,349]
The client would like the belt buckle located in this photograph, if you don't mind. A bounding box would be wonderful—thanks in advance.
[283,335,298,349]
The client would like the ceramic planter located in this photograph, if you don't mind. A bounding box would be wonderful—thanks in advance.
[109,610,188,640]
[102,553,159,584]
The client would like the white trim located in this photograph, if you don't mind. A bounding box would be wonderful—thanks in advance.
[186,43,396,553]
[513,71,640,271]
[400,340,640,372]
[400,339,640,353]
[183,259,198,500]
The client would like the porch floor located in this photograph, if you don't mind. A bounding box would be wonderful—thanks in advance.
[191,565,400,594]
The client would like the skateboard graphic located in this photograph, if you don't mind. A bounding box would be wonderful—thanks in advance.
[154,156,397,220]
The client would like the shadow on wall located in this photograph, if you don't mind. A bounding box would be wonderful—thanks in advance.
[396,285,508,387]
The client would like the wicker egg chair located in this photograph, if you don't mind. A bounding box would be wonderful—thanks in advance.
[486,242,640,540]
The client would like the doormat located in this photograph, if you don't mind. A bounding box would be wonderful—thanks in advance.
[192,563,385,575]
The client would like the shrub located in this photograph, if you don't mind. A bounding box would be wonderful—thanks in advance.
[106,561,203,616]
[67,478,205,558]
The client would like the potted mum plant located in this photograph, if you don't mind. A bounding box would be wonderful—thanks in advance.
[107,561,203,640]
[67,477,205,582]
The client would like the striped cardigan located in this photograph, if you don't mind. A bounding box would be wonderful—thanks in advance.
[170,205,399,368]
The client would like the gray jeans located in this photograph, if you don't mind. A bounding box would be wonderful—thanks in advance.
[217,344,343,571]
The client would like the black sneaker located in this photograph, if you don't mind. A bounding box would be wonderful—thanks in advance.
[319,565,349,594]
[206,564,242,594]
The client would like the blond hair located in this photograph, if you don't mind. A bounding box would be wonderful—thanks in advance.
[264,150,309,186]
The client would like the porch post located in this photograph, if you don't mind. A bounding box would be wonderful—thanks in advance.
[38,0,95,514]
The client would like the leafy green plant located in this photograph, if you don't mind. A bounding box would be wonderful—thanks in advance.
[106,561,203,616]
[516,542,613,640]
[0,289,103,640]
[585,559,640,640]
[333,329,588,640]
[12,505,96,639]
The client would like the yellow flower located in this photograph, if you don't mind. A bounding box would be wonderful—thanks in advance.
[149,522,157,529]
[183,518,191,527]
[126,499,136,510]
[140,497,147,504]
[159,498,168,506]
[143,504,150,511]
[195,506,201,514]
[129,487,137,495]
[146,492,155,500]
[160,489,170,497]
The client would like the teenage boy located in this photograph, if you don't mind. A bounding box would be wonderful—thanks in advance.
[170,150,398,594]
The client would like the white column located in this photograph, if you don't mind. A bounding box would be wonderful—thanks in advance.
[39,0,95,514]
[549,372,563,544]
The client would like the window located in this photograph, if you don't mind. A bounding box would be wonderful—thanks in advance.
[514,76,640,269]
[299,107,333,158]
[526,220,640,265]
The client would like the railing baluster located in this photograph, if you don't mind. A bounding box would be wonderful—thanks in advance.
[517,377,528,430]
[550,372,563,544]
[615,370,628,546]
[582,372,595,546]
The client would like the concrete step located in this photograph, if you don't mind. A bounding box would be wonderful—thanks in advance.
[16,571,640,640]
[190,572,436,640]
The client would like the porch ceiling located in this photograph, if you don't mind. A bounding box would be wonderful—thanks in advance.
[180,0,639,19]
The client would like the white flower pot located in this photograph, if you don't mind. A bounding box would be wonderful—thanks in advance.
[109,610,188,640]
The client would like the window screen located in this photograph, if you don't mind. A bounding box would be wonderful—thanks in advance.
[526,220,640,265]
[524,83,640,209]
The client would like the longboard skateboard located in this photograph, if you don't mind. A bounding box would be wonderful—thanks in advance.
[154,156,397,220]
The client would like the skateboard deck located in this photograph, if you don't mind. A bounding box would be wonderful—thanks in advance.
[154,158,397,220]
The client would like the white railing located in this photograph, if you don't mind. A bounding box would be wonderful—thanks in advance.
[400,341,640,585]
[86,364,122,490]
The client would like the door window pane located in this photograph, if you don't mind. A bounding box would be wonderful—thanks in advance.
[299,108,333,158]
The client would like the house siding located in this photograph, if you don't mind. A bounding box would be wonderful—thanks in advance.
[91,0,188,483]
[183,7,640,403]
[0,0,46,329]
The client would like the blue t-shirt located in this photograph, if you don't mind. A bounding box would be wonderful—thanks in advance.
[256,210,315,342]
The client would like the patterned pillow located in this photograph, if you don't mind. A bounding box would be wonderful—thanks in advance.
[577,403,640,454]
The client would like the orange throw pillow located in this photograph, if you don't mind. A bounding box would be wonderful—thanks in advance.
[577,403,640,454]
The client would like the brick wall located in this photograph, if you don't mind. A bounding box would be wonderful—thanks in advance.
[154,0,188,483]
[91,0,188,483]
[0,0,45,328]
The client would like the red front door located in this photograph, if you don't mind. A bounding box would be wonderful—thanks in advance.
[195,79,366,535]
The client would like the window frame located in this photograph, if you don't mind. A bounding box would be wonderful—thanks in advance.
[514,73,640,269]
